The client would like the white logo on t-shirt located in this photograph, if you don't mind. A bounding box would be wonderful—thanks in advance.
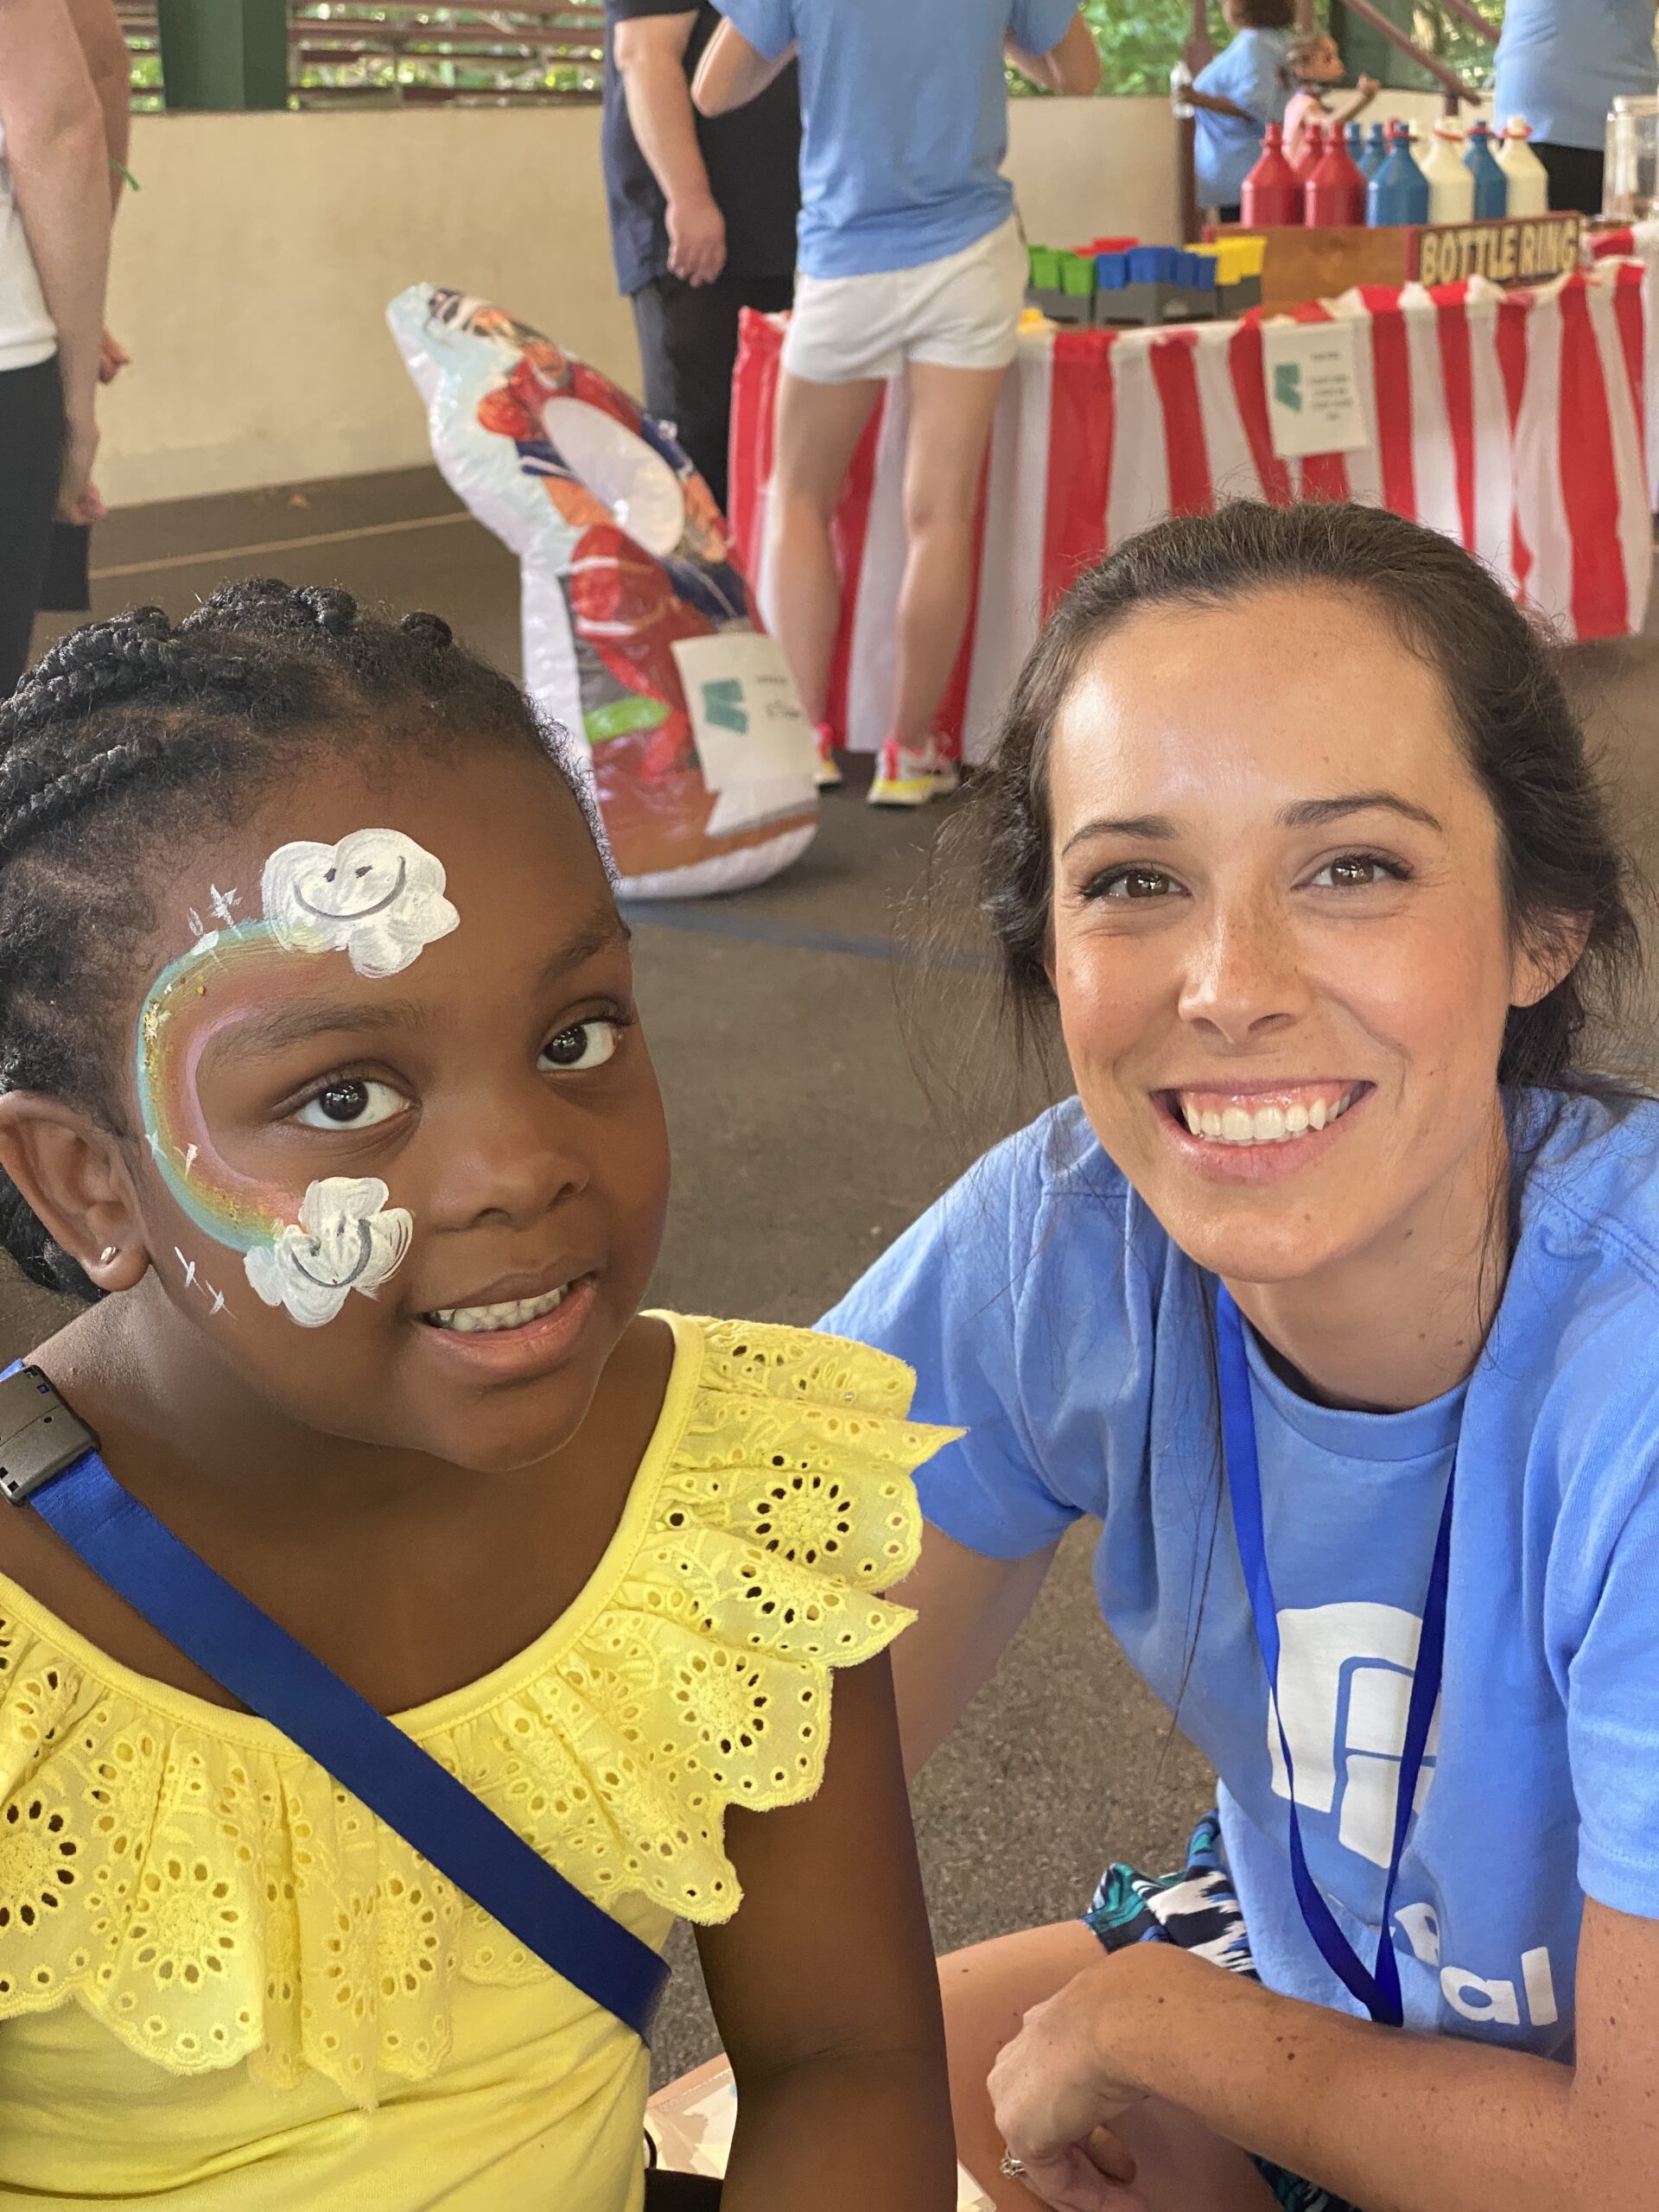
[1268,1602,1440,1867]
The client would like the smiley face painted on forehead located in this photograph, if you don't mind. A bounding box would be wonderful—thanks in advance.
[137,828,456,1324]
[262,828,460,978]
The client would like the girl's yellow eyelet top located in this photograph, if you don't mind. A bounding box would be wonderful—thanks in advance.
[0,1315,953,2210]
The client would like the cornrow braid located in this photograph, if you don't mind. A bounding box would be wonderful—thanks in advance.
[0,580,603,1301]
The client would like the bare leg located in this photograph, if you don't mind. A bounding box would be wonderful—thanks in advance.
[889,359,1007,753]
[763,370,884,724]
[940,1922,1281,2212]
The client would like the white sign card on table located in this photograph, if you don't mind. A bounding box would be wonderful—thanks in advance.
[1261,319,1369,461]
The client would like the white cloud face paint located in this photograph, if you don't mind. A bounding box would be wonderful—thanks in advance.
[137,827,457,1328]
[261,828,460,978]
[243,1177,414,1327]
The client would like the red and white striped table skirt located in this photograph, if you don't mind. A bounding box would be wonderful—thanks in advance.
[728,262,1651,763]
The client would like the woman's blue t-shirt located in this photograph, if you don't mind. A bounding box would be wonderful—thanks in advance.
[1193,28,1294,209]
[821,1088,1659,2053]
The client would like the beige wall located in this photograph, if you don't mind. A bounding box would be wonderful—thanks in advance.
[98,88,1477,510]
[101,106,640,507]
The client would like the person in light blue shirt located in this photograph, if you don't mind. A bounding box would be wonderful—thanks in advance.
[693,2,1098,809]
[821,501,1659,2210]
[1495,0,1658,213]
[1190,0,1297,216]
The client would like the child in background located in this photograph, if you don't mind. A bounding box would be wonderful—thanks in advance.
[1281,31,1379,169]
[0,583,957,2212]
[1187,0,1297,221]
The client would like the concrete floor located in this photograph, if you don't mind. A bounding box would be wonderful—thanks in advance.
[17,469,1659,2081]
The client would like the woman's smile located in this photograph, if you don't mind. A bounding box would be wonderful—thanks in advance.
[1154,1080,1373,1182]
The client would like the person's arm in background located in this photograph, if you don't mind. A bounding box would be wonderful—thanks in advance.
[612,7,726,285]
[1006,10,1103,95]
[887,1524,1059,1778]
[1185,87,1256,119]
[691,16,797,118]
[0,0,110,519]
[1325,73,1379,130]
[63,0,127,380]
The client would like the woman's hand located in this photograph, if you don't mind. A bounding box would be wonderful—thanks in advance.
[988,1952,1173,2209]
[56,397,104,522]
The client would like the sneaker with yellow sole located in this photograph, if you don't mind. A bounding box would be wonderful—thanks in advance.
[814,721,842,790]
[867,741,961,808]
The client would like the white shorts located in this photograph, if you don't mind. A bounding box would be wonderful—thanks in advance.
[781,216,1027,385]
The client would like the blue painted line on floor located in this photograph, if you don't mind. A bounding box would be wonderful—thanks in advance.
[624,903,993,972]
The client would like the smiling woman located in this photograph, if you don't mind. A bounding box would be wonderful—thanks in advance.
[823,502,1659,2212]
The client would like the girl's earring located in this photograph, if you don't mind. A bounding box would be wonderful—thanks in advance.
[99,1246,118,1266]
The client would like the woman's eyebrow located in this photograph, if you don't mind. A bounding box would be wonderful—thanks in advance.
[1062,791,1443,855]
[1278,792,1445,831]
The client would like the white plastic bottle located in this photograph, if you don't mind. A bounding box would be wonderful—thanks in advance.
[1422,124,1476,222]
[1498,116,1550,214]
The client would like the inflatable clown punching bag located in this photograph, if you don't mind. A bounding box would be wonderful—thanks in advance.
[389,286,817,899]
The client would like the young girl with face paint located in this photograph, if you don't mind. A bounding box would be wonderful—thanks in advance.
[0,583,957,2212]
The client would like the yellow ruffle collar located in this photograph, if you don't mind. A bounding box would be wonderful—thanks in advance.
[0,1315,952,2098]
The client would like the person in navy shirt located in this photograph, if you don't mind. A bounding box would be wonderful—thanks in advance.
[1495,0,1659,213]
[1189,0,1296,219]
[823,501,1659,2210]
[693,0,1099,807]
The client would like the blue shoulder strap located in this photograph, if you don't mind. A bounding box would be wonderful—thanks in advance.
[1,1367,667,2043]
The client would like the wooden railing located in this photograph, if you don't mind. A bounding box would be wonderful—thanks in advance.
[289,3,604,105]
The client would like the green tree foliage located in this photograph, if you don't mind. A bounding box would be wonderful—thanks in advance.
[1007,0,1503,98]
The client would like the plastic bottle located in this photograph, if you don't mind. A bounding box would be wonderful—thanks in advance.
[1293,118,1327,188]
[1305,124,1368,226]
[1367,123,1431,225]
[1345,122,1365,167]
[1464,119,1509,219]
[1359,119,1389,180]
[1421,123,1475,223]
[1497,115,1550,214]
[1241,122,1303,227]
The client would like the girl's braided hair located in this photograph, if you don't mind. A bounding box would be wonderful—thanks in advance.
[0,580,601,1302]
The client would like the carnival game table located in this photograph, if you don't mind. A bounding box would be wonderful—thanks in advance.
[728,261,1651,765]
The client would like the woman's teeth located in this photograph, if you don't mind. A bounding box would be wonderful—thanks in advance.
[426,1284,568,1334]
[1178,1090,1360,1146]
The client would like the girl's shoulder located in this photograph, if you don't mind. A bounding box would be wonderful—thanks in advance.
[0,1312,954,2101]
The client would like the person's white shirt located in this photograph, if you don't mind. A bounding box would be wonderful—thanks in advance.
[0,120,56,372]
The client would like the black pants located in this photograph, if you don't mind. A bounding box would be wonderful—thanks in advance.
[0,355,65,696]
[1534,141,1604,216]
[643,2170,722,2207]
[630,270,794,517]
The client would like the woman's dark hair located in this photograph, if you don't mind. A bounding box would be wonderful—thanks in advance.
[1230,0,1296,31]
[962,499,1641,1097]
[0,580,602,1301]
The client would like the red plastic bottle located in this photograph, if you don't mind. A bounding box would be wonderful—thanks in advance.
[1292,118,1327,188]
[1304,125,1367,227]
[1240,123,1301,228]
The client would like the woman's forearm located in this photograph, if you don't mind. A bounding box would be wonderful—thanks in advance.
[690,22,794,117]
[1186,88,1255,120]
[722,2051,957,2212]
[1104,1948,1591,2212]
[0,6,110,419]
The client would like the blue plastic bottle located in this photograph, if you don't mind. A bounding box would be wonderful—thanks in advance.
[1367,124,1430,226]
[1345,122,1364,167]
[1359,120,1389,180]
[1463,119,1509,219]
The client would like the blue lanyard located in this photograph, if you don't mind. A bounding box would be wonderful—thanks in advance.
[1215,1285,1453,2029]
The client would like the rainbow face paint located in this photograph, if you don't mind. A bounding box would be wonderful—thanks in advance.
[136,830,457,1325]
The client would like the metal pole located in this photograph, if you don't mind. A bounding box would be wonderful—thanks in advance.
[156,0,288,111]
